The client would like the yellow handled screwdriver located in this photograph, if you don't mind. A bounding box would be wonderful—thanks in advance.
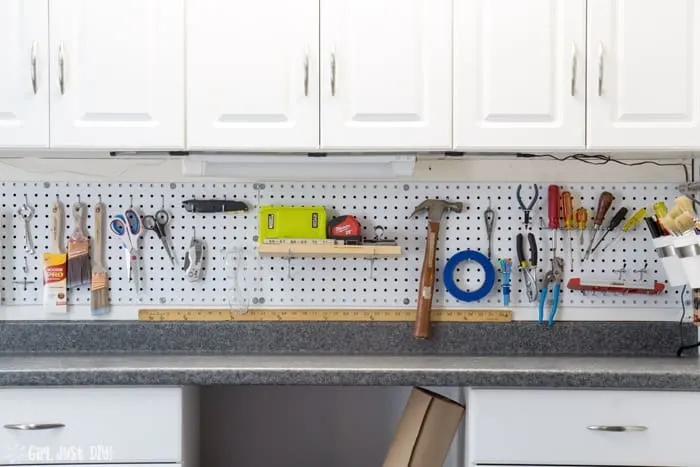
[600,207,647,252]
[575,207,588,246]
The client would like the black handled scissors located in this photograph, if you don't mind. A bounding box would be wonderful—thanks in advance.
[143,209,176,265]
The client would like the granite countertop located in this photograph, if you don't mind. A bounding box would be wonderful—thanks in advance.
[2,354,700,389]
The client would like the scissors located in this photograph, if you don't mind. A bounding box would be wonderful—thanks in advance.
[109,208,142,282]
[143,209,176,265]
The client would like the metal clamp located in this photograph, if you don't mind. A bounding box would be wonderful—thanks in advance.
[588,425,647,432]
[4,423,65,431]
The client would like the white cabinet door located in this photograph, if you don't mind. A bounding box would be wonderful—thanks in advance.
[320,0,452,150]
[454,0,586,150]
[588,0,700,149]
[187,0,319,150]
[0,0,49,148]
[49,0,184,149]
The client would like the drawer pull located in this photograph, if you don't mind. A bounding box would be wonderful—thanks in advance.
[588,425,647,432]
[4,423,65,431]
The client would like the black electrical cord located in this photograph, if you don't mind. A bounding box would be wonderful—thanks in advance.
[515,153,690,183]
[675,286,700,357]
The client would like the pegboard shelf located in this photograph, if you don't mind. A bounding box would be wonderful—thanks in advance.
[257,243,402,258]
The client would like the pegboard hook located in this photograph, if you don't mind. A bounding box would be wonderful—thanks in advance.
[161,194,165,210]
[368,248,377,280]
[287,248,292,279]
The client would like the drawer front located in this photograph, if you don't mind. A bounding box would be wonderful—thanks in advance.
[0,388,182,465]
[470,389,700,467]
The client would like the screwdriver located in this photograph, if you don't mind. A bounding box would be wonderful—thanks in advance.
[592,207,629,253]
[583,191,614,261]
[561,191,574,265]
[601,207,647,252]
[548,185,561,257]
[576,207,588,246]
[653,201,669,235]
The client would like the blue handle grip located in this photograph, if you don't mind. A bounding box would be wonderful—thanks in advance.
[548,283,561,327]
[538,287,547,324]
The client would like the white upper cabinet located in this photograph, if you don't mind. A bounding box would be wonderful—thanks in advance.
[587,0,700,149]
[454,0,586,150]
[0,0,49,148]
[320,0,452,150]
[49,0,185,149]
[187,0,319,151]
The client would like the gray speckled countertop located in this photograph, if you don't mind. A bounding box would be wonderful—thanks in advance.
[2,354,700,389]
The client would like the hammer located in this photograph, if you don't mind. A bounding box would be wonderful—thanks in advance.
[411,199,464,339]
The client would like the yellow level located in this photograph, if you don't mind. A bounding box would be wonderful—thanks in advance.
[138,308,512,322]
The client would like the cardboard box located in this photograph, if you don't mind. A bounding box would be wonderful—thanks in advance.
[382,387,465,467]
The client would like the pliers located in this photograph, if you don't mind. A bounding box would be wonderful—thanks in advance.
[516,232,538,302]
[516,184,539,229]
[539,256,564,327]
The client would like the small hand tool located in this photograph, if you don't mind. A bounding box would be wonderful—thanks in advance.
[67,201,91,287]
[17,195,35,255]
[653,201,669,235]
[484,198,496,260]
[548,185,561,257]
[143,209,176,265]
[411,199,464,339]
[109,208,142,283]
[182,199,249,214]
[516,232,538,303]
[591,207,629,253]
[576,207,588,246]
[516,184,539,229]
[183,226,204,282]
[91,200,110,316]
[561,191,574,266]
[583,191,614,261]
[601,207,647,252]
[498,258,513,306]
[539,256,564,327]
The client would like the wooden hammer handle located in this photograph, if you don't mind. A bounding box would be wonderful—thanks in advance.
[415,220,440,338]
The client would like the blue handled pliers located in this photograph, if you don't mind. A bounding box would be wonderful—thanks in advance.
[539,256,564,327]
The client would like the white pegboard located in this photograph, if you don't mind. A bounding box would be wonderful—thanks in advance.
[0,181,683,311]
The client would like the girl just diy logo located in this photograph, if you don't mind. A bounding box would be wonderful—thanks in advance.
[4,443,114,462]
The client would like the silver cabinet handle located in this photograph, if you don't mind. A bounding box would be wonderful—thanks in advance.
[330,53,336,96]
[30,41,38,95]
[303,52,309,97]
[597,41,604,96]
[4,423,66,431]
[588,425,647,432]
[570,43,577,96]
[58,41,65,95]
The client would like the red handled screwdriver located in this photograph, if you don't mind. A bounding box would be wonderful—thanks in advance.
[548,185,561,258]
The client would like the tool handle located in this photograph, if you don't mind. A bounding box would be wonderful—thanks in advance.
[644,216,663,239]
[623,207,647,232]
[653,201,668,220]
[548,185,560,229]
[576,207,588,230]
[516,233,525,266]
[548,283,561,327]
[606,207,628,231]
[528,232,538,267]
[561,191,573,229]
[50,200,63,253]
[94,202,106,268]
[415,221,440,339]
[593,191,614,227]
[72,202,87,240]
[538,287,546,324]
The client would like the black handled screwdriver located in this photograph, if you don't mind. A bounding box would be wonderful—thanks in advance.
[591,207,629,253]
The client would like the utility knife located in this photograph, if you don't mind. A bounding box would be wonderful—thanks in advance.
[182,199,249,214]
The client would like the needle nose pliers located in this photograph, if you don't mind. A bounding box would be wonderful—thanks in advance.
[516,184,539,229]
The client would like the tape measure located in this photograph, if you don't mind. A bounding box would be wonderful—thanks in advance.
[138,308,512,322]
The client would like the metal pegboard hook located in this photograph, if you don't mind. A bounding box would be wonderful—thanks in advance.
[287,248,293,279]
[368,248,377,280]
[161,194,165,210]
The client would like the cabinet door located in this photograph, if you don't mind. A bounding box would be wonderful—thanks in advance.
[588,0,700,149]
[320,0,452,150]
[454,0,586,150]
[0,0,49,148]
[49,0,184,149]
[187,0,319,150]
